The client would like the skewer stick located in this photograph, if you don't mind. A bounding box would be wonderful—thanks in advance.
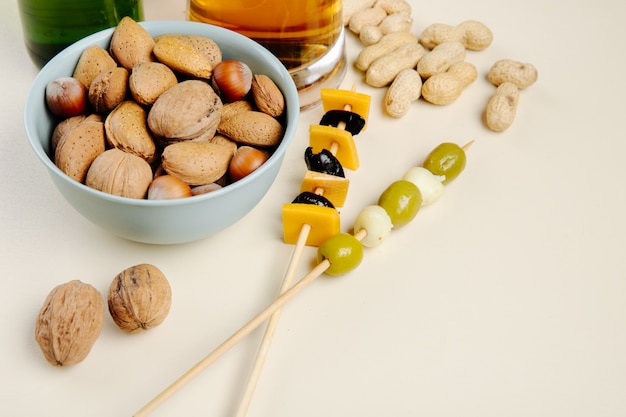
[232,93,354,417]
[135,87,363,417]
[232,223,310,417]
[133,259,331,417]
[462,140,475,151]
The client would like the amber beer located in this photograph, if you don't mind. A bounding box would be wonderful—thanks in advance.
[189,0,346,108]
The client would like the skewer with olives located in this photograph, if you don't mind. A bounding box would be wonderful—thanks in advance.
[321,140,472,274]
[131,140,474,416]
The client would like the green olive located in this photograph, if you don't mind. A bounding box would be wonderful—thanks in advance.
[422,142,466,184]
[377,180,422,228]
[317,233,364,276]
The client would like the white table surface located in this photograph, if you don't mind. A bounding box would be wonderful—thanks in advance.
[2,0,625,416]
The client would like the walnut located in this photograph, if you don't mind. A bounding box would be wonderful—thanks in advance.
[147,79,223,142]
[107,264,172,333]
[85,148,153,199]
[34,280,105,367]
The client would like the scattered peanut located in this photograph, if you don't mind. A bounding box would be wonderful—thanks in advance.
[417,41,466,79]
[365,41,425,87]
[484,82,520,132]
[355,31,418,71]
[487,59,538,89]
[342,0,377,26]
[349,6,387,34]
[483,59,538,131]
[419,20,493,51]
[345,4,535,128]
[421,61,477,105]
[384,68,422,117]
[447,61,478,86]
[359,25,384,46]
[421,72,464,106]
[374,0,412,15]
[378,12,413,35]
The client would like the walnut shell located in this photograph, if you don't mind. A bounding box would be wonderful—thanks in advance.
[35,280,105,367]
[147,80,223,142]
[85,148,153,198]
[107,264,172,333]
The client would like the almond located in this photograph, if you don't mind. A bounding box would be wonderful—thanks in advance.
[154,33,222,68]
[251,74,285,117]
[88,67,129,114]
[153,35,214,79]
[54,121,106,183]
[218,110,284,147]
[129,61,178,105]
[161,141,233,185]
[72,45,117,88]
[109,16,155,70]
[105,101,156,162]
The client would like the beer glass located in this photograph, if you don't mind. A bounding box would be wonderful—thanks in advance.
[188,0,347,109]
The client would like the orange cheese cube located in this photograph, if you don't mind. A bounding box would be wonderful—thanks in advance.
[281,203,340,246]
[300,170,350,207]
[309,124,359,170]
[320,88,371,127]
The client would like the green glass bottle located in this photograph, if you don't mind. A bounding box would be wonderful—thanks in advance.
[17,0,144,67]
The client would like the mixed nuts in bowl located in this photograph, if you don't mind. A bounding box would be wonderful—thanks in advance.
[24,19,300,244]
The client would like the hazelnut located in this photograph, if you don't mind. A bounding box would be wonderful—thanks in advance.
[211,60,253,103]
[45,77,88,118]
[147,175,192,200]
[229,146,268,182]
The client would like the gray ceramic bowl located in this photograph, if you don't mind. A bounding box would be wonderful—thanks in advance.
[24,20,299,244]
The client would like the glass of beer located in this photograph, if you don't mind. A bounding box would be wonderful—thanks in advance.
[188,0,347,109]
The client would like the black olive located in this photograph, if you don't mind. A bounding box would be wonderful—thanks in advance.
[319,110,366,136]
[292,191,335,208]
[304,147,345,177]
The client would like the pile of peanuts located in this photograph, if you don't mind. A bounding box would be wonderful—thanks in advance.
[343,0,538,131]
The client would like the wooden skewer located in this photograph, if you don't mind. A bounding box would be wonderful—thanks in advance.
[232,223,309,417]
[232,97,354,417]
[133,259,331,417]
[133,226,368,417]
[462,139,475,151]
[135,89,362,417]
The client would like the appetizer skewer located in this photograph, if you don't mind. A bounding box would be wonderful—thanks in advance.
[234,85,370,417]
[133,139,472,417]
